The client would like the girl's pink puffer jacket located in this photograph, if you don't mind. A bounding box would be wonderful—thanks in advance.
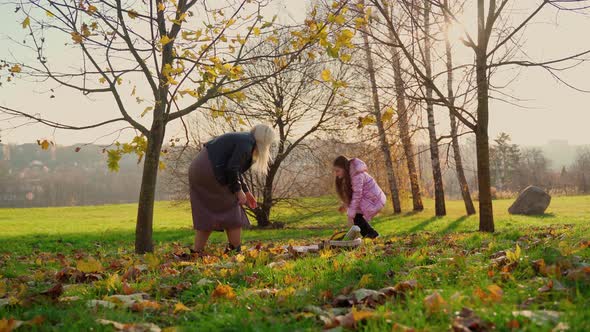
[347,158,387,221]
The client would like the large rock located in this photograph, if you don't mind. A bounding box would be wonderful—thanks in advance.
[508,186,551,215]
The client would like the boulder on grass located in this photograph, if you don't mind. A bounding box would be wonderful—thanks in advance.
[508,186,551,215]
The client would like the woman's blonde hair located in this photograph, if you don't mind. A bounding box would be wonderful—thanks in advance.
[250,124,276,176]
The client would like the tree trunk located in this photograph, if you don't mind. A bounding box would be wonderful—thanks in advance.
[361,24,402,213]
[135,123,165,254]
[391,47,424,212]
[476,0,494,232]
[423,1,446,216]
[444,0,476,215]
[254,162,279,228]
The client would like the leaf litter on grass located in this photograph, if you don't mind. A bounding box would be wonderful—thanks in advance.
[0,224,589,331]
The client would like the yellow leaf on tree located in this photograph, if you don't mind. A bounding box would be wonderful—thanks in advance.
[87,5,97,15]
[71,32,84,44]
[99,77,107,84]
[9,64,22,73]
[340,53,351,62]
[46,10,55,18]
[382,107,394,123]
[159,161,166,170]
[334,14,346,25]
[39,139,51,150]
[76,257,104,273]
[321,69,331,81]
[157,2,165,12]
[359,115,376,128]
[160,35,174,46]
[253,27,261,36]
[225,18,236,28]
[22,16,31,29]
[128,10,139,19]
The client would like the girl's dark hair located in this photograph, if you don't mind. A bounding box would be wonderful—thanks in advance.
[334,156,353,205]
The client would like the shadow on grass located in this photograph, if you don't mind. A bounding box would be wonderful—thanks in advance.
[441,215,469,234]
[408,216,441,233]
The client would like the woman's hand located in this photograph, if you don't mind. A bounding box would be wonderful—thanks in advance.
[245,192,258,209]
[236,190,247,205]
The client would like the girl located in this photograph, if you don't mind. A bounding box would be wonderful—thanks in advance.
[189,124,275,254]
[333,156,386,239]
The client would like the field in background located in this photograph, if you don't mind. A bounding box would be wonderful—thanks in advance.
[1,196,589,254]
[1,196,590,331]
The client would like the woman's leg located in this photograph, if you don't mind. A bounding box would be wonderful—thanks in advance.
[354,214,379,239]
[194,230,212,253]
[225,227,242,252]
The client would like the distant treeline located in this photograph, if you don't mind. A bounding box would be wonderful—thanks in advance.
[1,136,589,209]
[0,144,171,208]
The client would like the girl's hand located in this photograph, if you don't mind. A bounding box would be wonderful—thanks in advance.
[245,192,258,209]
[338,205,347,213]
[347,217,354,228]
[236,190,247,205]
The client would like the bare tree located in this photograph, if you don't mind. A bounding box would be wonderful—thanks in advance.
[421,0,446,216]
[359,3,402,213]
[390,39,424,212]
[443,0,476,215]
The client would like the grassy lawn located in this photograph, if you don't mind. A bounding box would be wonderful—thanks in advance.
[1,196,590,331]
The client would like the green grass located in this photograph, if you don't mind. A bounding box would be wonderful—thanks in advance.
[1,196,590,331]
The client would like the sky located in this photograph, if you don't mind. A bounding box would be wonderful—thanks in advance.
[1,0,590,147]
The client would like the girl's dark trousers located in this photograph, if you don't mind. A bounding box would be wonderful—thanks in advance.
[354,214,379,239]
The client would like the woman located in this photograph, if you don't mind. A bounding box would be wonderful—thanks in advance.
[189,124,275,254]
[333,155,386,239]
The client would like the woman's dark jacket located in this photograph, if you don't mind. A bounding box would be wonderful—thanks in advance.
[204,132,255,193]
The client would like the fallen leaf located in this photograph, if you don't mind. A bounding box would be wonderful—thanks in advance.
[565,266,590,281]
[512,310,561,326]
[173,302,191,314]
[552,322,570,332]
[538,279,567,293]
[87,299,116,309]
[97,319,161,332]
[106,293,150,308]
[506,319,520,329]
[424,291,448,314]
[487,284,503,302]
[131,300,161,312]
[392,323,416,332]
[0,318,22,332]
[76,257,104,273]
[211,284,236,300]
[196,278,215,286]
[357,274,373,288]
[40,283,63,300]
[452,307,494,332]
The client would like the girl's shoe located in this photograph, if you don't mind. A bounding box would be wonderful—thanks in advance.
[365,230,380,239]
